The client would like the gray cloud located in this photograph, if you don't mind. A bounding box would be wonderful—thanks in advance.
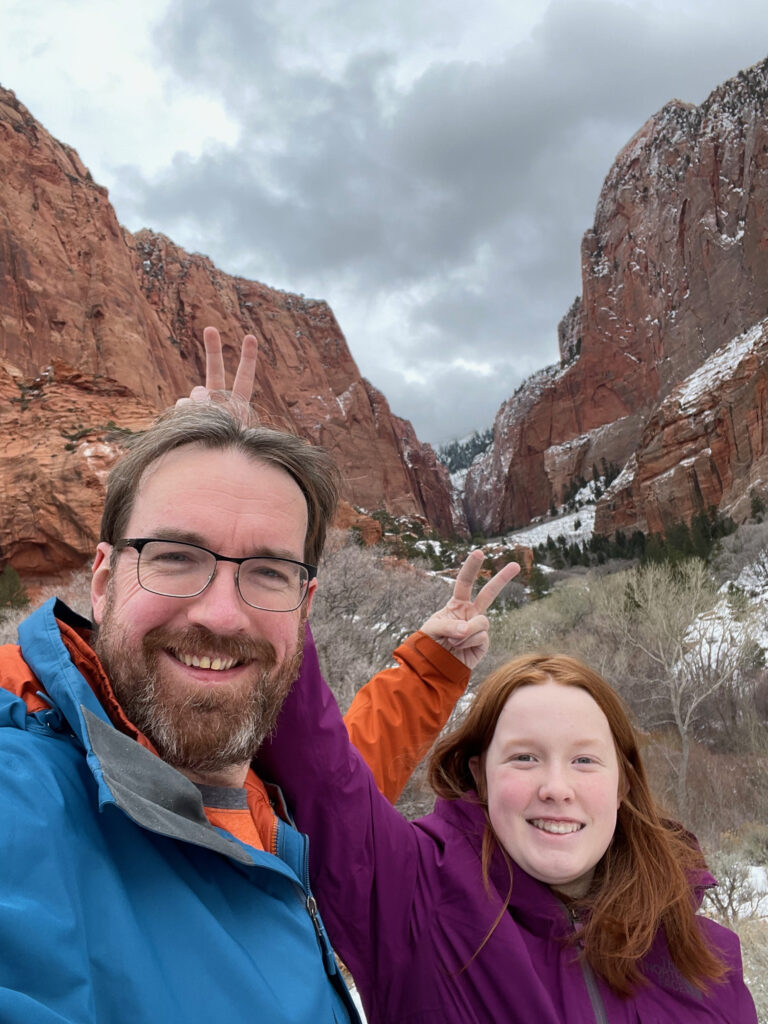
[372,360,524,445]
[104,0,768,444]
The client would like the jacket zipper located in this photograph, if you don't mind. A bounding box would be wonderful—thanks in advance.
[295,830,362,1022]
[567,905,610,1024]
[276,819,338,977]
[301,837,328,961]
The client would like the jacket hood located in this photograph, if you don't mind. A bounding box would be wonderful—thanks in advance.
[11,599,269,867]
[17,598,107,748]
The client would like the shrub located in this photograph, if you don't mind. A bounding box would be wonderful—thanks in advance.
[527,565,551,601]
[311,532,451,715]
[751,489,766,521]
[732,919,768,1020]
[702,847,768,929]
[0,565,28,612]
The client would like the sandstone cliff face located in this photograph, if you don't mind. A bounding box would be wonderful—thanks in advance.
[0,358,157,576]
[0,88,460,577]
[466,59,768,537]
[594,317,768,536]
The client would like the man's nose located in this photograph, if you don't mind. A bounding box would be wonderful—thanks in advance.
[184,564,252,633]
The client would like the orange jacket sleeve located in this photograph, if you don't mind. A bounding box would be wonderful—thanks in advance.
[342,631,470,804]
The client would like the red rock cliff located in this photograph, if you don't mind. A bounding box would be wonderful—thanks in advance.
[0,87,460,576]
[465,59,768,537]
[594,317,768,536]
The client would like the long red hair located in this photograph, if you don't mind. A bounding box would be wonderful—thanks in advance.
[428,653,726,996]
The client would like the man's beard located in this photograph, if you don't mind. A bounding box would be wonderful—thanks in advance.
[93,608,304,776]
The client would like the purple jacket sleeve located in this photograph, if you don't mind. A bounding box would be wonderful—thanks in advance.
[256,624,429,993]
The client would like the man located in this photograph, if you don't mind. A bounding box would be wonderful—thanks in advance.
[0,336,518,1023]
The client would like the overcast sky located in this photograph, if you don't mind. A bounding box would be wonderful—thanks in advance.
[2,1,767,445]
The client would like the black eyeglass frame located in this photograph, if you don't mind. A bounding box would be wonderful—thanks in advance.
[114,537,317,612]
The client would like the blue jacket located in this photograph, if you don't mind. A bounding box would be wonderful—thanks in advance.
[0,599,358,1024]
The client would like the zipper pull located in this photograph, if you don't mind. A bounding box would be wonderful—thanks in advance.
[305,894,338,974]
[306,894,319,922]
[568,904,587,946]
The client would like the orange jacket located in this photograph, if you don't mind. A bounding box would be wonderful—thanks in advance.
[344,631,469,803]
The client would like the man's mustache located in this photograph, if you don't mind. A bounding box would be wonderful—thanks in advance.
[142,625,278,669]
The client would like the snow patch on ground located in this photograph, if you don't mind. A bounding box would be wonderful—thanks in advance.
[500,507,597,549]
[687,554,768,678]
[414,539,443,557]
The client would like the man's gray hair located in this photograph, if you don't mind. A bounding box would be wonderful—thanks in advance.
[100,403,340,565]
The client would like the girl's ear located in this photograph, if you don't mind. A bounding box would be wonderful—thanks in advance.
[617,761,632,807]
[469,755,486,800]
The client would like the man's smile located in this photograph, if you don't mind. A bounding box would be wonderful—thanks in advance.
[175,652,243,672]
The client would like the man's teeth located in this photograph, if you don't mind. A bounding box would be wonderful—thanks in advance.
[529,819,583,835]
[177,653,238,671]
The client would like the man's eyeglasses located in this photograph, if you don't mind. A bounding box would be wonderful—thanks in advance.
[114,538,317,613]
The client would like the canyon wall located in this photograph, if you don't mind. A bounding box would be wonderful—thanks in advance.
[465,59,768,537]
[0,87,459,577]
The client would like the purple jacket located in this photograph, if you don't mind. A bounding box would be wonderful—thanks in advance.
[258,629,757,1024]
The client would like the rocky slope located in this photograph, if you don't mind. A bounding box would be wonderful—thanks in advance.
[594,316,768,535]
[465,58,768,538]
[0,87,458,577]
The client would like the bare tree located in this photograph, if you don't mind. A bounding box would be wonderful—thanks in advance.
[703,851,768,929]
[714,524,768,584]
[591,560,760,816]
[311,532,451,713]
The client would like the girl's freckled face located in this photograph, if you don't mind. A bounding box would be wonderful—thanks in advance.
[480,681,621,898]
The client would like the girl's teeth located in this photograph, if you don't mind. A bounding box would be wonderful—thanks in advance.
[531,819,582,835]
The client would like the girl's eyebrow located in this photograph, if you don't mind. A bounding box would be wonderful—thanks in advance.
[498,736,610,751]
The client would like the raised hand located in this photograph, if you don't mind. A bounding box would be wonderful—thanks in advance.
[419,549,520,671]
[177,326,259,409]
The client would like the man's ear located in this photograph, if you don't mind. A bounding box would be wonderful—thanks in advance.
[304,577,317,615]
[91,543,112,625]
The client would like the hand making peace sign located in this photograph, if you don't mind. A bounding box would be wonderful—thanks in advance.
[176,326,259,412]
[419,549,519,670]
